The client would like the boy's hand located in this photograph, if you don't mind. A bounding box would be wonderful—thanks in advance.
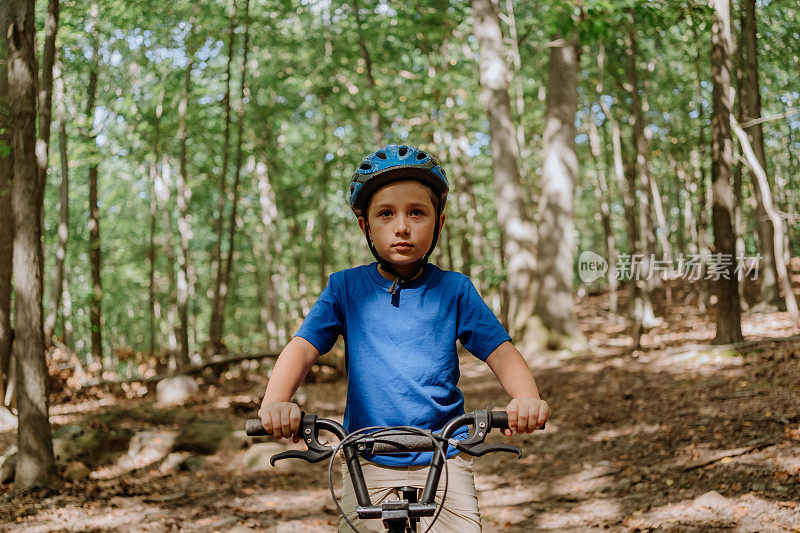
[258,402,302,443]
[502,398,549,437]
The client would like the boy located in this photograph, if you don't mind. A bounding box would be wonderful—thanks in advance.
[258,144,549,532]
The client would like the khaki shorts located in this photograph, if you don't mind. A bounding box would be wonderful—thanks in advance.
[338,454,481,533]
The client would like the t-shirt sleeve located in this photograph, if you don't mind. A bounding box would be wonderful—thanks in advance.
[456,278,511,361]
[294,274,343,356]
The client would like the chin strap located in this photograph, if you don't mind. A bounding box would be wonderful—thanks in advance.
[363,210,442,295]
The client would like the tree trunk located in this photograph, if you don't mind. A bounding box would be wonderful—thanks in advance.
[85,19,103,366]
[0,0,14,406]
[9,0,57,488]
[597,97,637,285]
[710,0,743,344]
[587,118,619,315]
[44,55,68,342]
[471,0,538,350]
[626,18,660,340]
[740,0,780,311]
[503,0,532,184]
[255,154,282,352]
[732,118,800,323]
[733,20,749,311]
[148,82,165,357]
[351,0,383,145]
[158,158,179,360]
[446,129,484,286]
[35,0,59,278]
[219,0,251,357]
[208,0,238,356]
[533,35,585,350]
[691,20,712,314]
[175,28,195,368]
[592,46,620,315]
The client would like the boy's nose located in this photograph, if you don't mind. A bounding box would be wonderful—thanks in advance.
[394,215,409,235]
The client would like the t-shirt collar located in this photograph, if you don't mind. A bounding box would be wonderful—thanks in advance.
[366,261,433,290]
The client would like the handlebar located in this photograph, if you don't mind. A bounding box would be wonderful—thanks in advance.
[244,407,541,521]
[245,408,519,456]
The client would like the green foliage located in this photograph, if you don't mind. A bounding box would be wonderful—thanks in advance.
[31,0,799,362]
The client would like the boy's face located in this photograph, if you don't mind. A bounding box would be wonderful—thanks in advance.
[358,180,445,277]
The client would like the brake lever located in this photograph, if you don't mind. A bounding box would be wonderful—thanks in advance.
[452,407,522,459]
[269,413,334,465]
[270,449,329,465]
[455,441,522,458]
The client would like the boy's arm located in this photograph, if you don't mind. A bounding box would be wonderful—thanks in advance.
[258,336,321,441]
[485,341,549,437]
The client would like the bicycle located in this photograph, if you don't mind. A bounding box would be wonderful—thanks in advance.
[246,408,533,533]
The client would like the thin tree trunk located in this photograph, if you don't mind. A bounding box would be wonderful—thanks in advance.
[44,55,68,341]
[626,18,660,339]
[61,275,72,346]
[732,119,800,323]
[159,158,179,360]
[593,45,622,315]
[9,0,57,488]
[678,156,699,261]
[733,20,748,311]
[147,82,165,357]
[503,0,531,184]
[710,0,743,344]
[471,0,538,350]
[219,0,251,355]
[447,129,483,284]
[35,0,58,299]
[85,9,103,365]
[671,156,686,256]
[691,21,712,314]
[254,154,281,352]
[208,0,237,356]
[533,35,585,349]
[741,0,780,311]
[598,97,637,272]
[175,28,195,368]
[587,119,619,315]
[318,113,332,287]
[0,0,15,405]
[351,0,383,145]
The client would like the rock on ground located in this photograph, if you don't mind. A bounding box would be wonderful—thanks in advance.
[63,461,90,481]
[156,375,199,406]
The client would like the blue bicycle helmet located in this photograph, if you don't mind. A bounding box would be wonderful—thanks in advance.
[349,144,450,292]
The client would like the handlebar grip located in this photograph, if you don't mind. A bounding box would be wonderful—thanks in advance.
[490,411,509,430]
[246,418,270,436]
[370,433,437,454]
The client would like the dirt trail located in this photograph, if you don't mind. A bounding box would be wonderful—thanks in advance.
[1,283,799,532]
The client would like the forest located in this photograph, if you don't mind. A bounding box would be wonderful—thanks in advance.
[1,0,799,531]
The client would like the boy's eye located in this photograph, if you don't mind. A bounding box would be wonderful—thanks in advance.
[411,209,424,216]
[378,210,392,217]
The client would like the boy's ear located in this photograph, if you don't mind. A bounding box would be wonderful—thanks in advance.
[439,211,446,230]
[357,216,370,238]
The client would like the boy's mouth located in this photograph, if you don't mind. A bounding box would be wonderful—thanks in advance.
[392,242,413,249]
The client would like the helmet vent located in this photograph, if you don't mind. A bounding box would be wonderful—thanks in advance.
[360,163,372,170]
[376,152,387,159]
[398,146,408,156]
[416,151,427,160]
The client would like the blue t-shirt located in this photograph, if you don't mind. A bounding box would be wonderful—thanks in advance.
[295,262,511,466]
